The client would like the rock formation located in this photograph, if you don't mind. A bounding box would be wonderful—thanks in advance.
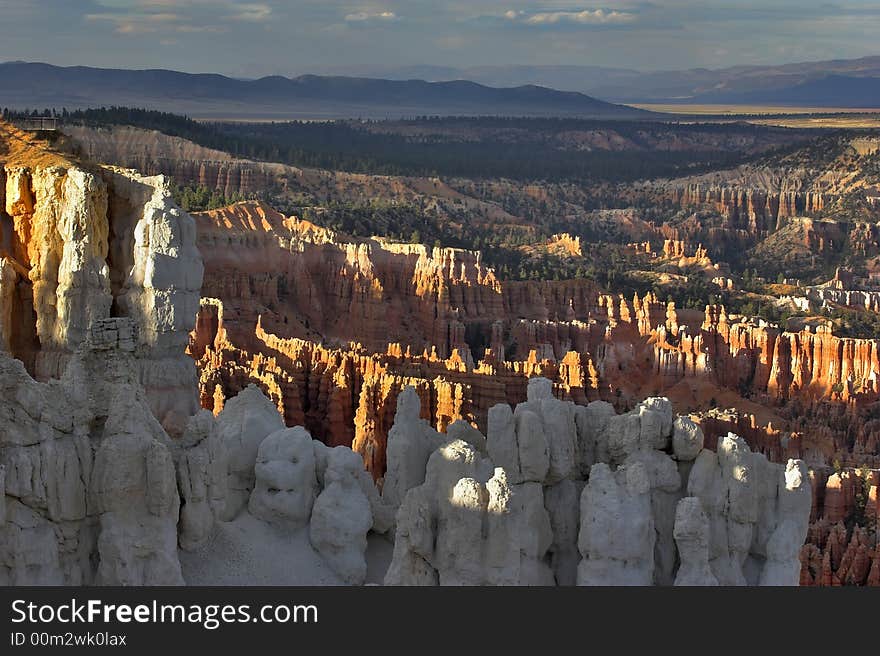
[1,122,203,434]
[1,122,858,586]
[215,384,285,520]
[309,447,374,584]
[0,123,388,586]
[381,386,447,513]
[577,463,655,585]
[799,467,880,586]
[166,409,226,551]
[0,123,205,584]
[248,427,318,528]
[63,124,283,198]
[672,497,718,586]
[669,183,830,233]
[180,192,880,590]
[187,202,880,568]
[190,202,880,479]
[384,379,812,586]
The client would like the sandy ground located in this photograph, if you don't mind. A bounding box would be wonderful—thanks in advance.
[180,512,393,586]
[365,533,394,585]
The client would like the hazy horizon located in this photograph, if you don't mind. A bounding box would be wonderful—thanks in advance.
[6,55,880,81]
[2,1,880,79]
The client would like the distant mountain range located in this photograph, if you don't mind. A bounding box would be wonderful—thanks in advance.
[315,56,880,108]
[0,61,652,120]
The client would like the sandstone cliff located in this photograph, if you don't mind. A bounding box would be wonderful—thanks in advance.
[0,122,203,431]
[193,201,603,359]
[189,296,599,479]
[63,125,285,198]
[190,200,880,485]
[0,122,206,583]
[669,184,830,233]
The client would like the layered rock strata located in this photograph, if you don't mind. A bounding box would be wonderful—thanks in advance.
[1,123,203,433]
[0,124,203,583]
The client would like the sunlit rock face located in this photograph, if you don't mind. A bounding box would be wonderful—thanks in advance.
[189,209,880,490]
[1,125,203,433]
[0,122,201,584]
[187,201,606,480]
[185,204,880,589]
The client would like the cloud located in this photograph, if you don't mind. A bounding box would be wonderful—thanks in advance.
[86,11,189,34]
[86,1,271,35]
[505,8,636,27]
[230,3,272,22]
[7,0,880,77]
[344,11,398,22]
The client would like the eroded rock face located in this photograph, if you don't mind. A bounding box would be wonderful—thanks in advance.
[545,478,580,586]
[69,130,876,571]
[673,497,718,586]
[187,201,604,478]
[103,169,204,432]
[215,384,285,521]
[187,199,880,516]
[0,135,203,435]
[0,318,185,585]
[0,127,208,585]
[385,445,519,586]
[91,405,183,586]
[248,427,318,528]
[669,183,829,231]
[799,466,879,586]
[382,386,446,512]
[673,417,704,462]
[0,126,390,585]
[193,275,880,490]
[385,378,812,586]
[167,410,227,551]
[685,433,812,586]
[234,423,391,582]
[485,379,578,487]
[760,460,812,585]
[309,448,373,584]
[577,463,655,586]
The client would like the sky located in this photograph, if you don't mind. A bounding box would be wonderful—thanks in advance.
[1,0,879,77]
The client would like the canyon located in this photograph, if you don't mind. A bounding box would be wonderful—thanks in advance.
[187,199,880,585]
[0,121,831,586]
[2,117,877,585]
[190,201,880,465]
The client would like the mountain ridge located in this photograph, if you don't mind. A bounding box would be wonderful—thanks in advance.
[314,56,880,107]
[0,61,651,120]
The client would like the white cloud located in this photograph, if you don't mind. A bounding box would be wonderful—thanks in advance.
[345,11,398,23]
[230,3,272,22]
[87,1,270,35]
[505,8,636,26]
